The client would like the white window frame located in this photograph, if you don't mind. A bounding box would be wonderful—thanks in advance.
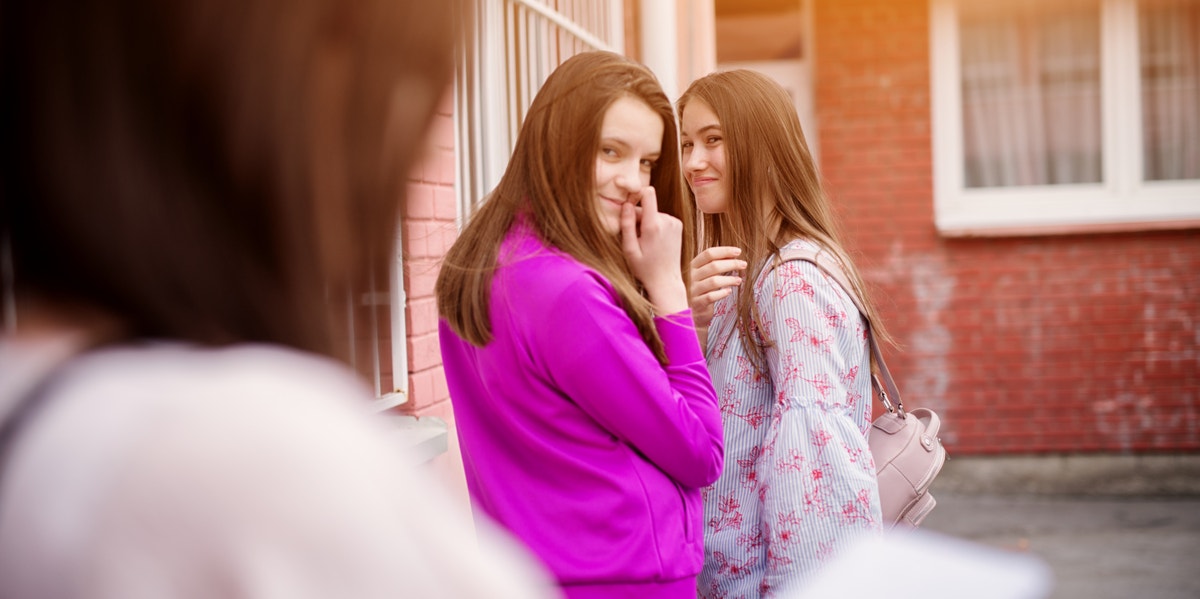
[344,221,409,412]
[717,0,818,164]
[455,0,624,223]
[358,221,449,464]
[930,0,1200,236]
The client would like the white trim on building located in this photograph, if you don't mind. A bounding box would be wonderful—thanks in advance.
[930,0,1200,236]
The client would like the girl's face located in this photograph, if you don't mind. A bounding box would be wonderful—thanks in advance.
[680,99,729,214]
[594,95,663,235]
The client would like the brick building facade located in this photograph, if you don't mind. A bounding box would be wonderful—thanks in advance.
[813,0,1200,454]
[394,1,1198,495]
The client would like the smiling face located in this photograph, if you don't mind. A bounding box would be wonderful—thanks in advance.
[594,95,664,235]
[680,98,729,215]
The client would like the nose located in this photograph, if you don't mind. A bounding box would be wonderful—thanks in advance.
[684,147,706,173]
[614,165,643,196]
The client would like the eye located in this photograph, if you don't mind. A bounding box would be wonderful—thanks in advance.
[601,147,618,158]
[706,135,721,145]
[640,158,656,170]
[681,140,693,151]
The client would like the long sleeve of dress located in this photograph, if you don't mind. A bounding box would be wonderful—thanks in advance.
[755,256,883,594]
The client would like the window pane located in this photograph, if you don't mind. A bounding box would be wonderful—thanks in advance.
[331,259,397,398]
[1140,0,1200,181]
[959,0,1103,188]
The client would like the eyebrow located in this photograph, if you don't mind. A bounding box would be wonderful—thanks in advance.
[600,136,661,159]
[682,124,721,138]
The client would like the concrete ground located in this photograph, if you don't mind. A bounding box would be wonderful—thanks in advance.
[919,455,1200,599]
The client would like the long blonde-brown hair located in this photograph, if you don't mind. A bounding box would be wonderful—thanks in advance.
[678,69,892,374]
[437,51,691,364]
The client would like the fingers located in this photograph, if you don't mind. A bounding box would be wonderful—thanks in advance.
[619,202,639,256]
[638,185,659,218]
[692,274,743,297]
[688,245,745,326]
[694,259,748,281]
[689,287,736,329]
[690,246,743,271]
[697,287,736,309]
[692,287,735,310]
[623,187,687,313]
[691,246,747,288]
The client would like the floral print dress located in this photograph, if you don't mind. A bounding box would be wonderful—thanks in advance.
[697,238,882,598]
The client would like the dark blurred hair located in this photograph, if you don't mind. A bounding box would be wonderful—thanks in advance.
[436,51,690,364]
[0,0,456,356]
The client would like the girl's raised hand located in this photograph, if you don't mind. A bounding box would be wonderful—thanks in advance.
[689,246,746,333]
[620,187,689,315]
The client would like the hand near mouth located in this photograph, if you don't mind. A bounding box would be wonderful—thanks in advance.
[619,187,688,315]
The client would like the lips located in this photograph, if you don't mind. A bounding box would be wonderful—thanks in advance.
[690,176,717,187]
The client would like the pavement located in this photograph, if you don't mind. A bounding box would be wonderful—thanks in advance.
[917,455,1200,599]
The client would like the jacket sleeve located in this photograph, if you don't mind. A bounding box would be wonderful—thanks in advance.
[753,258,883,591]
[532,273,724,489]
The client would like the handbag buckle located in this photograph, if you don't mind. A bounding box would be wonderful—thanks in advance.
[874,373,905,418]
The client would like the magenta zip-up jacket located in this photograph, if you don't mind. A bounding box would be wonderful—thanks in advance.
[439,222,724,598]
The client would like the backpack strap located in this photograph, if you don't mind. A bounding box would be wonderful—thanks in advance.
[772,247,905,417]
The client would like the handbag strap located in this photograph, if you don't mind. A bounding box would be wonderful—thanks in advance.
[772,247,905,417]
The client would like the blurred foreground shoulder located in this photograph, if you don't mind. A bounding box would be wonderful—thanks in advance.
[0,342,559,599]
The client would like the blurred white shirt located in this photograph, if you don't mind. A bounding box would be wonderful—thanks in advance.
[0,336,559,599]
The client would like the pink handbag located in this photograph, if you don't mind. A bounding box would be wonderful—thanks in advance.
[777,248,947,529]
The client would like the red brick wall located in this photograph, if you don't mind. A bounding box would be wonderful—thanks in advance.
[813,0,1200,455]
[398,93,470,496]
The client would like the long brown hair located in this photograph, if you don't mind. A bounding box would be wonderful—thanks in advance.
[0,0,456,357]
[678,69,892,374]
[437,51,690,364]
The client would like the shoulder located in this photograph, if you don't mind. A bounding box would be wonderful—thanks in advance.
[66,343,375,427]
[752,239,826,297]
[496,227,616,304]
[14,343,386,493]
[753,239,861,320]
[6,342,394,529]
[2,341,559,597]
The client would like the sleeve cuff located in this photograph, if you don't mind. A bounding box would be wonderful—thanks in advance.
[653,309,705,365]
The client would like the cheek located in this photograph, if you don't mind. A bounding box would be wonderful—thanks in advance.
[713,151,727,174]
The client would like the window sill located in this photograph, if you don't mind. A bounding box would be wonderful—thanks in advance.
[937,217,1200,238]
[372,391,408,411]
[379,413,449,465]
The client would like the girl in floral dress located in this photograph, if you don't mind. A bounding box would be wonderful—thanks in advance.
[679,69,894,598]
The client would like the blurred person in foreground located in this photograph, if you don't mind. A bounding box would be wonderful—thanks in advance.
[436,51,723,598]
[0,1,556,597]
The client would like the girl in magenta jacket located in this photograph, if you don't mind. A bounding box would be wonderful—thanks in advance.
[436,51,724,599]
